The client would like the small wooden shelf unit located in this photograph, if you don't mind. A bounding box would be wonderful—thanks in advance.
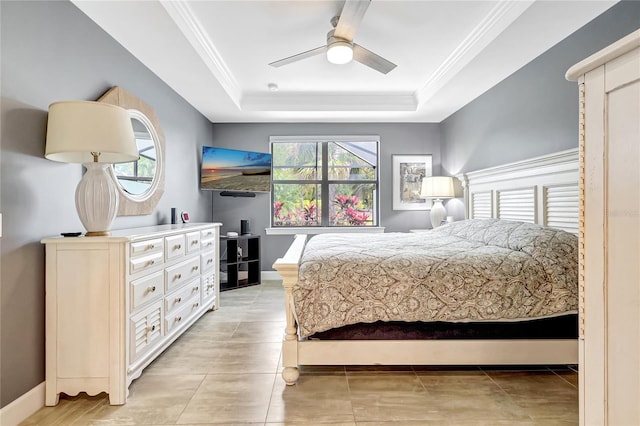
[220,234,260,290]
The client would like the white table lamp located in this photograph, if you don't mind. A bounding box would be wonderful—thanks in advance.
[421,176,455,228]
[46,101,138,236]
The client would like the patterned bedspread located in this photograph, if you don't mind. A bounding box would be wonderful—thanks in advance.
[293,219,578,338]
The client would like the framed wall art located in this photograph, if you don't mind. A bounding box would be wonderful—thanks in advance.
[392,154,433,210]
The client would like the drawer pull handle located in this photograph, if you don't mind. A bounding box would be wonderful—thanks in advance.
[148,286,156,293]
[175,274,182,280]
[147,244,155,250]
[207,259,213,264]
[193,266,199,271]
[176,316,182,322]
[148,325,156,332]
[193,302,199,308]
[174,244,182,250]
[176,297,182,303]
[147,260,155,266]
[193,240,199,245]
[194,286,200,292]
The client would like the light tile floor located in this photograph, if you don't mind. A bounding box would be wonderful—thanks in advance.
[22,280,578,425]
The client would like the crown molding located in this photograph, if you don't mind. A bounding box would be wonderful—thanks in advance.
[242,93,417,112]
[415,0,534,106]
[160,0,242,107]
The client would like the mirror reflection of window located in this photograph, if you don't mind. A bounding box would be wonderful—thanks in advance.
[113,117,157,196]
[99,86,165,216]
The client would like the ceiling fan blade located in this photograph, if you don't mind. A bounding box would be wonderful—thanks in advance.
[269,46,327,68]
[353,43,396,74]
[334,0,371,41]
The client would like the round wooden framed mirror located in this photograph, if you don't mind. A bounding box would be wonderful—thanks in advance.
[98,86,165,216]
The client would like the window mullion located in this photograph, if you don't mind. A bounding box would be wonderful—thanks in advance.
[320,142,329,226]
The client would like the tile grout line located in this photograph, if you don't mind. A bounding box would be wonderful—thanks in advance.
[551,368,579,390]
[481,367,537,423]
[262,370,279,424]
[345,365,359,425]
[173,374,208,425]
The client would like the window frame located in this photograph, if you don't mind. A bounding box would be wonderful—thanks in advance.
[269,135,380,229]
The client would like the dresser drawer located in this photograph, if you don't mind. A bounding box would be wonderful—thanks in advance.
[201,271,216,304]
[165,256,200,293]
[165,295,200,333]
[130,301,163,363]
[200,235,216,251]
[165,278,200,315]
[201,249,216,272]
[200,227,216,241]
[165,234,186,260]
[186,231,201,254]
[130,251,164,275]
[130,271,164,312]
[130,238,164,259]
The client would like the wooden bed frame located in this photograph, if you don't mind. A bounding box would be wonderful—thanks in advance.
[273,148,580,385]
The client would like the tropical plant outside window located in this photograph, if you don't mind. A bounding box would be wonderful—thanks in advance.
[271,136,379,227]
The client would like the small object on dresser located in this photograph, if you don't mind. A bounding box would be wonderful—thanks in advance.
[61,232,82,237]
[226,231,238,237]
[181,211,190,223]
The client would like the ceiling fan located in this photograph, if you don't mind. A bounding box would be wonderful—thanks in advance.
[268,0,396,74]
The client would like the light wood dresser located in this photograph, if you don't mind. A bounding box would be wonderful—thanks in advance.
[567,29,640,425]
[42,223,221,405]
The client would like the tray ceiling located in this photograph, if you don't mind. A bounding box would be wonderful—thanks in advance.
[72,0,618,123]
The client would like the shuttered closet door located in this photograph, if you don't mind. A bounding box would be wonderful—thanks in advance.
[568,30,640,425]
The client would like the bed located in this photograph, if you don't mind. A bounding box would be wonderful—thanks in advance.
[273,148,580,385]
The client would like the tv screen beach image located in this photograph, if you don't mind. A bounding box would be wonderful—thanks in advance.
[200,147,271,192]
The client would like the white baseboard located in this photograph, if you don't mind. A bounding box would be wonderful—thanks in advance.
[261,270,282,281]
[0,382,45,426]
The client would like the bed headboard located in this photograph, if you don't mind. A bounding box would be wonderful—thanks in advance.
[458,148,579,234]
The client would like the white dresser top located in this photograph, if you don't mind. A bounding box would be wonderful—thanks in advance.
[42,222,221,244]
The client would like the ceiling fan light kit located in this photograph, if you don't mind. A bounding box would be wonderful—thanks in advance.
[268,0,396,74]
[327,41,353,64]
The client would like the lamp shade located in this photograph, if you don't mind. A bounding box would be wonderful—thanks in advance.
[45,100,138,236]
[420,176,455,199]
[45,101,138,164]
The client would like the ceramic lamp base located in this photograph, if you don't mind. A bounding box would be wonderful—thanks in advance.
[75,162,119,236]
[85,231,111,237]
[430,199,446,228]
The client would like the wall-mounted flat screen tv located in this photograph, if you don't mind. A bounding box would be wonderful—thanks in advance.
[200,146,271,192]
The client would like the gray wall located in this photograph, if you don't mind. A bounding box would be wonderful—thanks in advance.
[0,1,213,407]
[210,123,441,268]
[441,0,640,176]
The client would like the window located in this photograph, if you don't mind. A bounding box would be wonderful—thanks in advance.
[270,136,379,228]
